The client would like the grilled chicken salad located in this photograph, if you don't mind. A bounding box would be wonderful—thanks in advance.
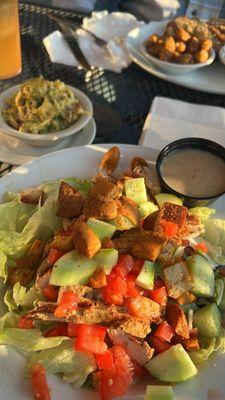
[0,146,225,400]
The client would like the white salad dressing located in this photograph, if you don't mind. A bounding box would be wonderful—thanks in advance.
[161,148,225,197]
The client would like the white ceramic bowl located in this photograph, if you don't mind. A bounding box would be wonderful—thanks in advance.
[219,45,225,66]
[140,20,216,75]
[0,84,93,147]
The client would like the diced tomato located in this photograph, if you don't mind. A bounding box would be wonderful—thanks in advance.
[149,286,167,306]
[132,259,144,277]
[75,324,107,354]
[95,350,114,370]
[154,322,175,342]
[31,364,51,400]
[103,275,127,305]
[114,255,134,277]
[125,274,140,298]
[43,285,59,302]
[160,220,178,238]
[149,336,171,354]
[18,317,34,329]
[54,291,77,318]
[195,242,208,253]
[67,323,79,337]
[99,345,134,400]
[44,323,68,338]
[47,248,65,265]
[127,296,145,319]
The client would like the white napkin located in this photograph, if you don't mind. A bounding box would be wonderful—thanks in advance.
[43,11,144,73]
[139,96,225,150]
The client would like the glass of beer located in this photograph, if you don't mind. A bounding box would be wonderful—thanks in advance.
[0,0,22,79]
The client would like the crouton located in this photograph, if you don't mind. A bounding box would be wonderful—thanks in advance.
[92,178,122,199]
[158,239,177,265]
[166,303,189,339]
[143,211,160,231]
[113,228,141,252]
[127,296,161,322]
[119,196,139,225]
[119,317,151,338]
[163,261,192,299]
[132,231,166,261]
[20,187,44,204]
[108,328,154,365]
[50,225,76,252]
[57,181,84,218]
[182,337,200,351]
[99,146,120,174]
[177,291,197,305]
[155,202,188,234]
[69,303,126,324]
[73,221,101,258]
[89,269,107,289]
[84,193,118,220]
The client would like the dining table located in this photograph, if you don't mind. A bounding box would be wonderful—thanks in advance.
[1,0,225,177]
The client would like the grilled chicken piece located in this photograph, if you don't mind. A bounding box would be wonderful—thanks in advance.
[157,239,177,265]
[179,214,204,238]
[57,181,84,218]
[155,202,188,237]
[58,285,95,304]
[71,302,127,324]
[35,258,52,291]
[20,187,44,204]
[73,221,101,258]
[99,146,120,175]
[108,329,154,365]
[25,302,58,322]
[7,266,36,287]
[118,317,151,339]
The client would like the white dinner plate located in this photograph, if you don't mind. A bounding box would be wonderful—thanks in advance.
[126,21,225,95]
[0,117,96,165]
[0,144,224,400]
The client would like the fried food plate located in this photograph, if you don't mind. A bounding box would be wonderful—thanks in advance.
[0,144,224,400]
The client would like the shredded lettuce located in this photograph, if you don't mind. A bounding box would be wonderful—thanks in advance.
[203,219,225,254]
[0,328,67,354]
[189,207,215,222]
[8,283,42,310]
[27,339,96,387]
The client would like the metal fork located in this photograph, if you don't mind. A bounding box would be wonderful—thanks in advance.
[47,13,108,47]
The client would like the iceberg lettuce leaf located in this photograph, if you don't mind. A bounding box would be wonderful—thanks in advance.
[203,219,225,254]
[189,207,215,222]
[0,328,67,354]
[27,339,96,387]
[0,312,19,331]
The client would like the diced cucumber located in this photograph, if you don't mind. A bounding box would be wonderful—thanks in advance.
[144,385,173,400]
[188,337,216,365]
[186,254,214,298]
[125,178,147,204]
[87,218,116,240]
[93,249,118,275]
[49,250,96,286]
[154,193,183,208]
[110,215,135,231]
[136,261,155,290]
[219,278,225,311]
[145,344,197,382]
[193,304,221,337]
[138,201,158,219]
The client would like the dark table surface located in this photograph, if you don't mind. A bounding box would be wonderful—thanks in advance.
[1,1,225,176]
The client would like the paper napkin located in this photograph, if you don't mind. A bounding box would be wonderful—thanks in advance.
[139,96,225,150]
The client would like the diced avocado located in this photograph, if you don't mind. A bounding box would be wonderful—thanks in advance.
[145,344,197,383]
[193,303,221,337]
[136,261,155,290]
[93,249,118,275]
[138,201,158,219]
[49,250,96,286]
[87,218,116,240]
[144,385,173,400]
[155,193,183,208]
[125,177,147,204]
[110,215,135,231]
[219,278,225,310]
[186,254,214,298]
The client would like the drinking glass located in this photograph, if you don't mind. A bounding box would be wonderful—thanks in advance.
[0,0,22,79]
